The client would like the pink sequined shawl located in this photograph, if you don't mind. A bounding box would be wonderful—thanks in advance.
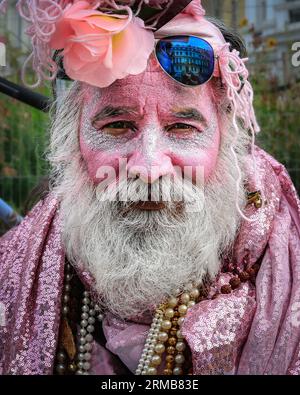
[1,147,300,375]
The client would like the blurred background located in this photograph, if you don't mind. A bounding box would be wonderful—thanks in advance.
[203,0,300,186]
[0,0,299,234]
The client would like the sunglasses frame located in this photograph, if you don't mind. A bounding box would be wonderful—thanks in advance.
[154,35,219,88]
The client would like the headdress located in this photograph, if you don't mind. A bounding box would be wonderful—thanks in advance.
[0,0,259,127]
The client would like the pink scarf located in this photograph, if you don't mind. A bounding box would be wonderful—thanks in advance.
[1,147,300,375]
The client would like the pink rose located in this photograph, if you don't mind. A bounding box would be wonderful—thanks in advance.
[50,1,155,87]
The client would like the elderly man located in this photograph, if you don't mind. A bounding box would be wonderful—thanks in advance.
[0,0,300,375]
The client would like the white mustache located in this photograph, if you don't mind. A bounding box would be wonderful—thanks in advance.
[95,176,205,214]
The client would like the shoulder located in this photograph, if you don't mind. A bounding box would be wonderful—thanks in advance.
[234,146,300,264]
[256,146,300,216]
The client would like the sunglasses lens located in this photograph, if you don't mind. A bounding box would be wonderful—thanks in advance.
[156,36,215,86]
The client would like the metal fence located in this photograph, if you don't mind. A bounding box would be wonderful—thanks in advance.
[0,2,49,216]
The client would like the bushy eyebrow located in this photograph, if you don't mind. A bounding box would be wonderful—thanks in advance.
[171,108,208,128]
[92,106,140,123]
[91,106,208,129]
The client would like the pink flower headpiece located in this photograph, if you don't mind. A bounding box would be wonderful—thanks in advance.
[0,0,186,88]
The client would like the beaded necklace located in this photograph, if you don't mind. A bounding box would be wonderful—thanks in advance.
[135,283,203,375]
[55,259,260,375]
[55,262,104,375]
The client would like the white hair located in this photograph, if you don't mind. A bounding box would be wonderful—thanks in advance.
[48,81,250,320]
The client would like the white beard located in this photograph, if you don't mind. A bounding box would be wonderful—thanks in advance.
[57,143,246,320]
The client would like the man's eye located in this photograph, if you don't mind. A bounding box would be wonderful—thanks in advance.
[99,121,136,136]
[165,123,197,134]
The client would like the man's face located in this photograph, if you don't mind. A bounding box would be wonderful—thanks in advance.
[79,59,221,195]
[59,62,244,319]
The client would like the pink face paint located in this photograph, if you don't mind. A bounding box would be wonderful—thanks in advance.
[79,57,221,185]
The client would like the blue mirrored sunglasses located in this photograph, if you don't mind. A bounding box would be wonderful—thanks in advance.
[155,35,217,87]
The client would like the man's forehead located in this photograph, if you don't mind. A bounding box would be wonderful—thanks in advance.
[83,58,210,112]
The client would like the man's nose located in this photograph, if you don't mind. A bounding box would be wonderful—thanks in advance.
[127,150,175,183]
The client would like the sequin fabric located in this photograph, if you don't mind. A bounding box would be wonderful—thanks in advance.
[0,196,65,374]
[182,279,256,375]
[0,147,300,375]
[236,149,300,375]
[182,147,300,375]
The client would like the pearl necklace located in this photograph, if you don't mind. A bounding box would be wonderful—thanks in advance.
[77,285,198,376]
[56,266,200,376]
[57,258,261,375]
[135,283,201,375]
[76,290,104,375]
[55,262,104,375]
[55,262,75,375]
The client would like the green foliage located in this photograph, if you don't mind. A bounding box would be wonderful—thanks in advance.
[243,24,300,193]
[0,20,51,217]
[251,76,300,193]
[0,92,49,215]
